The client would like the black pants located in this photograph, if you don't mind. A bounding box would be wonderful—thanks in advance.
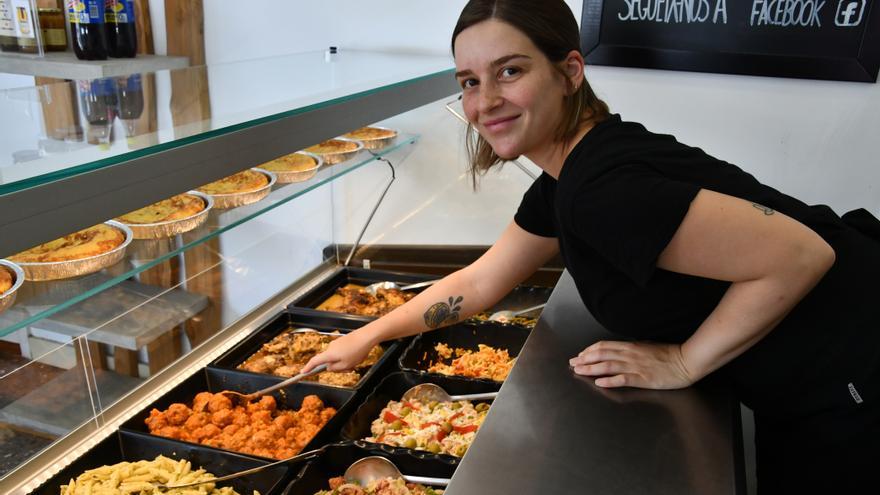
[755,399,880,494]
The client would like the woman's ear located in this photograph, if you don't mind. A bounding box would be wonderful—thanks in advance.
[562,49,586,93]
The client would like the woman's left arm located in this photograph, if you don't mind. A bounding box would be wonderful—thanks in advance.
[570,189,836,389]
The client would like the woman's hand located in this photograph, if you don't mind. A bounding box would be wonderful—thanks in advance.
[302,330,378,373]
[568,341,695,390]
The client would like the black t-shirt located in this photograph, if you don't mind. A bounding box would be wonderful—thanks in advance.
[515,114,880,417]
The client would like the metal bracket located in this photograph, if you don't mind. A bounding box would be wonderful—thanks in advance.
[343,155,397,266]
[444,94,538,181]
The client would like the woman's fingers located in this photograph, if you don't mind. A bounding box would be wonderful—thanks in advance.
[571,360,628,377]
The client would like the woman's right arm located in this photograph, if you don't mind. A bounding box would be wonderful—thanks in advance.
[302,221,559,372]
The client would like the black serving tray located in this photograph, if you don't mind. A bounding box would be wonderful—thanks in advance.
[119,367,356,461]
[287,267,436,322]
[398,321,530,385]
[210,310,399,391]
[282,441,456,495]
[340,371,500,464]
[30,429,289,495]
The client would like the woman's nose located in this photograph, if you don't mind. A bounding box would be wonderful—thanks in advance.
[478,82,503,113]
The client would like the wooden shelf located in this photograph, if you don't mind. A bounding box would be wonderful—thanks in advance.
[0,52,189,79]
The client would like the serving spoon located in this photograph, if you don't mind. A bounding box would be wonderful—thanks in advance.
[363,279,440,296]
[487,303,546,323]
[155,447,324,490]
[343,456,450,487]
[401,383,498,403]
[220,363,329,405]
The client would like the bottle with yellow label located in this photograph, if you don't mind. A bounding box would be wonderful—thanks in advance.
[69,0,107,60]
[0,0,19,52]
[11,0,38,54]
[38,7,66,51]
[105,0,135,57]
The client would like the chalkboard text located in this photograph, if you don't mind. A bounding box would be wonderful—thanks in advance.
[750,0,826,27]
[617,0,729,24]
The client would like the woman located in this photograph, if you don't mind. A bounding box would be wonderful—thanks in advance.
[305,0,879,490]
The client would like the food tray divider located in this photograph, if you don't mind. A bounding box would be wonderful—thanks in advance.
[118,367,357,462]
[30,429,290,495]
[281,441,456,495]
[340,371,500,464]
[209,309,399,391]
[397,321,530,387]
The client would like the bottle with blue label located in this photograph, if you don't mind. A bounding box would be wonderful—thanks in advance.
[68,0,108,60]
[105,0,135,58]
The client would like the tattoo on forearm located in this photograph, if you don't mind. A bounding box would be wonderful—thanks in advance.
[752,203,775,215]
[424,296,463,329]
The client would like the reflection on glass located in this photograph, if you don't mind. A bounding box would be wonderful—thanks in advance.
[0,337,95,476]
[77,78,117,146]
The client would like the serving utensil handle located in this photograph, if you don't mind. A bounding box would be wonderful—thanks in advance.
[247,363,329,400]
[513,303,546,316]
[162,448,323,489]
[402,475,451,487]
[400,279,441,291]
[448,392,498,401]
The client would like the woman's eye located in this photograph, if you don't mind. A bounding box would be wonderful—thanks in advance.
[461,78,478,89]
[500,67,520,78]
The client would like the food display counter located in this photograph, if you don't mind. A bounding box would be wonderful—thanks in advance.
[0,49,745,494]
[446,271,746,494]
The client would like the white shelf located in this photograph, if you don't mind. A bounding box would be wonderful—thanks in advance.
[0,52,189,79]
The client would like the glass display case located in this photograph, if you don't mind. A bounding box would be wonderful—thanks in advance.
[0,49,493,491]
[0,48,743,495]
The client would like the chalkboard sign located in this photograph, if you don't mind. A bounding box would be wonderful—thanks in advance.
[581,0,880,82]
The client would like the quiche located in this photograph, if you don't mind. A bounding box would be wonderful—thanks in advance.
[197,169,269,195]
[9,224,126,263]
[305,139,359,155]
[0,267,12,294]
[117,194,205,225]
[342,127,396,141]
[260,152,318,172]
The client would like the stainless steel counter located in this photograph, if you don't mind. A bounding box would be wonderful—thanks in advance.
[447,271,746,494]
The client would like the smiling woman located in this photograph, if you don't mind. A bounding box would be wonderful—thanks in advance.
[451,1,609,184]
[302,1,880,492]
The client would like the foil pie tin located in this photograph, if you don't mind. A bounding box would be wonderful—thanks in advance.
[270,151,324,184]
[202,168,277,209]
[344,126,398,150]
[0,259,24,314]
[117,190,214,239]
[13,220,133,282]
[310,137,364,165]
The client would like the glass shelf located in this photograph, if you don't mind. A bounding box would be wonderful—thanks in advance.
[0,132,418,338]
[0,50,452,193]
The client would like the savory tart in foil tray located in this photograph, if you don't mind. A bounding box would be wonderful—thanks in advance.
[116,191,213,239]
[304,137,364,165]
[342,126,398,150]
[7,221,132,281]
[0,260,24,314]
[259,151,323,183]
[196,168,276,209]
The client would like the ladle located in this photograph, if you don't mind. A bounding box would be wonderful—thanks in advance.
[343,456,450,487]
[401,382,497,403]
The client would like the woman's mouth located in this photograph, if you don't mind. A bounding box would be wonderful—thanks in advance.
[482,115,520,133]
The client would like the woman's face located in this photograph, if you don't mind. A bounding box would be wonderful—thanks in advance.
[454,19,573,160]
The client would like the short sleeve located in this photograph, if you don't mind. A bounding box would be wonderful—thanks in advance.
[514,174,557,238]
[565,165,700,287]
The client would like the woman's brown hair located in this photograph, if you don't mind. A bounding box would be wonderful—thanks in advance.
[451,0,610,185]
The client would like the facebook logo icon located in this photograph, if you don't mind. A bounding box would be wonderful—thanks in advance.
[835,0,866,26]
